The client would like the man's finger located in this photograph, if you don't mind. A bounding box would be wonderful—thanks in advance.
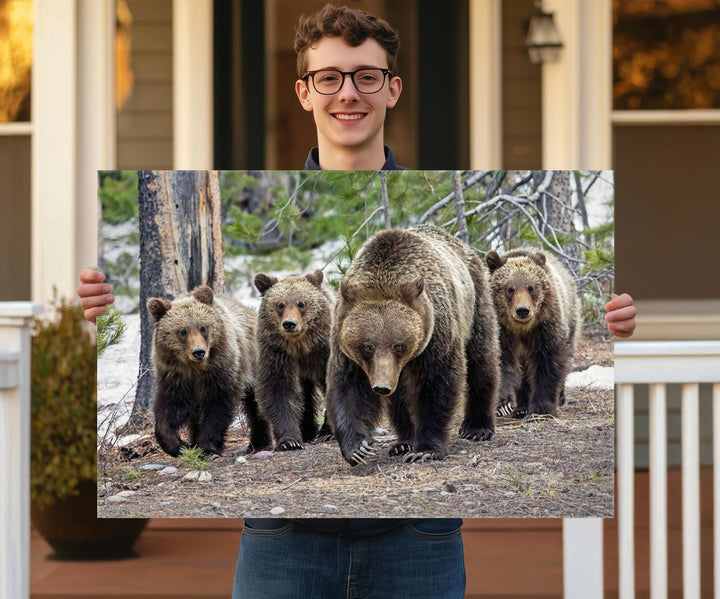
[605,305,637,323]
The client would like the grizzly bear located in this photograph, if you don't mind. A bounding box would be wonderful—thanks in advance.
[254,269,334,451]
[325,225,500,466]
[146,285,270,457]
[485,248,581,417]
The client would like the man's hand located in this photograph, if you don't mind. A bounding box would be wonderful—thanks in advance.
[77,269,114,324]
[604,293,636,339]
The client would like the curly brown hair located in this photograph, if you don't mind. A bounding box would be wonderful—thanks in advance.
[294,4,400,78]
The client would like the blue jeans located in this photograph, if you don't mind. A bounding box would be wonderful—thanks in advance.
[232,519,465,599]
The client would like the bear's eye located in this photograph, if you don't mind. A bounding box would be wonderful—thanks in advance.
[278,302,285,310]
[179,329,187,337]
[507,287,515,296]
[528,286,534,293]
[297,301,305,309]
[362,343,374,355]
[393,344,405,354]
[200,325,207,334]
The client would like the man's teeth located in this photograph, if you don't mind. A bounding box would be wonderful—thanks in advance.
[334,114,364,120]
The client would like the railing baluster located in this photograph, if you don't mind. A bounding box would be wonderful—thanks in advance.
[715,383,720,599]
[682,383,700,599]
[618,383,635,599]
[649,383,667,599]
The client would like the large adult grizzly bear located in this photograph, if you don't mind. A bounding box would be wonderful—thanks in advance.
[146,286,270,457]
[254,270,334,451]
[485,248,581,417]
[326,225,500,466]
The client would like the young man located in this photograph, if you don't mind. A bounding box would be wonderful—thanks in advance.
[79,5,636,597]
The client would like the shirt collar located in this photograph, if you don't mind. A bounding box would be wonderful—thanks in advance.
[304,146,403,171]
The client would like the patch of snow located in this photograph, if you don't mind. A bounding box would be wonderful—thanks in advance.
[566,365,613,390]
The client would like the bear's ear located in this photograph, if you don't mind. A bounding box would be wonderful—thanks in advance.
[192,285,214,305]
[397,276,424,305]
[530,252,547,268]
[147,298,172,322]
[254,273,278,295]
[340,279,358,304]
[305,269,324,288]
[486,250,505,273]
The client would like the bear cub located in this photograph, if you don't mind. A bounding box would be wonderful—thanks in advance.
[254,270,334,451]
[486,248,581,417]
[147,285,270,457]
[326,225,500,466]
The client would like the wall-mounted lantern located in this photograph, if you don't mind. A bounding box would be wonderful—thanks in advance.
[526,2,563,64]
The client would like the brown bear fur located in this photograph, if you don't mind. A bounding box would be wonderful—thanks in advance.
[326,225,500,466]
[147,285,270,457]
[254,270,334,451]
[486,248,581,417]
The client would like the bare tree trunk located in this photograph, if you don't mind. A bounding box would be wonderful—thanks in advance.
[573,171,590,231]
[125,170,225,428]
[453,171,468,243]
[380,171,391,228]
[545,171,579,270]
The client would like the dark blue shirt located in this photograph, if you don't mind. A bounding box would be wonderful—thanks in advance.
[304,145,406,171]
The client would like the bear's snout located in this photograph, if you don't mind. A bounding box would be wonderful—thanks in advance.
[191,347,206,360]
[372,384,393,396]
[515,306,531,319]
[282,319,298,332]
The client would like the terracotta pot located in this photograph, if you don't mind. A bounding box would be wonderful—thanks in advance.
[31,479,148,560]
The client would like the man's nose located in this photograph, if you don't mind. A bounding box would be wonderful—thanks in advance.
[337,73,359,100]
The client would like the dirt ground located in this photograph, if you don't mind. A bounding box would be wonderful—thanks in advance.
[97,328,614,520]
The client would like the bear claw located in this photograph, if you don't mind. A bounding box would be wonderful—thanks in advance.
[496,401,514,417]
[389,443,413,456]
[276,439,304,451]
[460,426,494,441]
[348,440,376,466]
[512,408,528,419]
[403,451,443,463]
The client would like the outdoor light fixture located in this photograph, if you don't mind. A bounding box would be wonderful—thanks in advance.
[526,2,563,64]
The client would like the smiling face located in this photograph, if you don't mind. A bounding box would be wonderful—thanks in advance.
[295,36,402,169]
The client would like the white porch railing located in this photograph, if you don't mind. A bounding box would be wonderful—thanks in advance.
[612,340,720,599]
[0,302,44,599]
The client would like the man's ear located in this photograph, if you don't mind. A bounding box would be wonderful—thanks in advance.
[386,76,402,109]
[295,79,314,112]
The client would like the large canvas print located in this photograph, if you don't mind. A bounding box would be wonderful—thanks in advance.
[97,169,614,519]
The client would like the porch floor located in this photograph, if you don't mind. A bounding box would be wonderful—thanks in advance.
[30,468,715,599]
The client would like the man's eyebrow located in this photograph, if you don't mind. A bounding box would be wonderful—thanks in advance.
[309,65,387,71]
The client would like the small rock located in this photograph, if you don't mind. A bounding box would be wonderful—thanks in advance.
[235,456,248,464]
[212,503,222,510]
[444,483,457,493]
[322,504,338,511]
[390,474,399,481]
[107,495,128,503]
[159,466,178,476]
[270,506,285,515]
[141,464,166,471]
[116,490,136,498]
[504,492,514,498]
[183,470,212,482]
[98,481,114,497]
[251,451,274,460]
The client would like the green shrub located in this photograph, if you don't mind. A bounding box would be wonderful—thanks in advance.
[30,295,97,509]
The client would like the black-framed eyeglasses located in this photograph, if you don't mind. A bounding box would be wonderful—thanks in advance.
[302,68,393,95]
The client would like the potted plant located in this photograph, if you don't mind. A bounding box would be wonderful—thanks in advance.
[30,295,147,560]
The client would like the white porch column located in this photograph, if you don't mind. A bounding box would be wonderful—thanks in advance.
[0,303,44,599]
[563,519,604,599]
[77,0,116,273]
[32,0,77,303]
[541,0,612,169]
[469,0,502,169]
[173,0,214,169]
